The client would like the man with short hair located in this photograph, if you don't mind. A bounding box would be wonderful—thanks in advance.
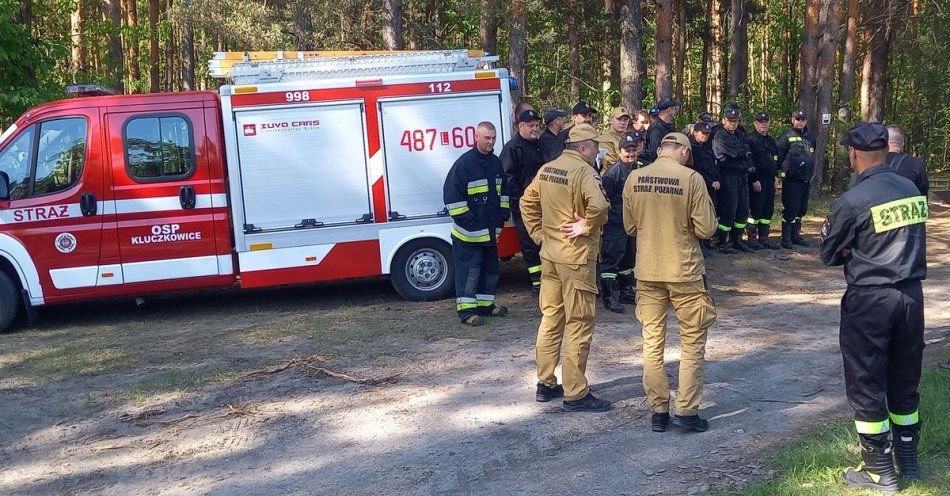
[690,121,720,256]
[623,132,718,433]
[821,122,927,492]
[777,109,817,248]
[631,109,651,133]
[599,131,645,313]
[539,109,567,162]
[712,106,755,253]
[501,109,547,295]
[644,99,679,163]
[886,125,929,196]
[745,112,781,250]
[443,122,510,326]
[521,123,611,412]
[558,101,598,146]
[597,107,631,172]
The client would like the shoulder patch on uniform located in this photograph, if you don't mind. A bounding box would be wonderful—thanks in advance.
[820,218,832,242]
[869,195,928,233]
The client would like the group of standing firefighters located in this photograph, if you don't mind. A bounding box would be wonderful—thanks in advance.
[442,97,930,493]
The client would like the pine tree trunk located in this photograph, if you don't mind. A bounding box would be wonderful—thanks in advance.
[655,0,673,101]
[164,0,174,92]
[71,0,85,79]
[181,0,195,91]
[799,0,820,121]
[126,0,140,84]
[293,1,314,50]
[837,0,859,118]
[861,0,902,121]
[148,0,159,92]
[812,0,841,190]
[619,0,644,109]
[568,0,580,100]
[103,0,125,93]
[699,2,710,111]
[674,0,687,103]
[382,0,404,50]
[509,0,527,102]
[728,0,748,99]
[708,0,724,112]
[479,0,498,54]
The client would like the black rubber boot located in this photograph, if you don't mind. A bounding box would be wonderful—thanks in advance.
[781,222,793,249]
[462,315,485,326]
[619,285,636,304]
[717,230,737,254]
[758,224,780,250]
[671,414,709,432]
[730,229,754,253]
[894,422,922,481]
[791,222,810,246]
[536,382,564,402]
[745,225,764,250]
[842,434,899,494]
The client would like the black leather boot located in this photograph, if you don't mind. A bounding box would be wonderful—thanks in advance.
[730,228,753,253]
[605,279,625,313]
[842,434,899,494]
[745,224,764,250]
[758,223,780,250]
[717,230,737,254]
[781,222,793,249]
[791,222,810,246]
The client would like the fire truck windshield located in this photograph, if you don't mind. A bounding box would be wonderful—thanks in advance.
[0,125,34,200]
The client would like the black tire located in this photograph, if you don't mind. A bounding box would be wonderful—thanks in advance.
[390,238,454,302]
[0,271,20,333]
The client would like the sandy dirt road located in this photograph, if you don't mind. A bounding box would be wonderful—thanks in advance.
[1,202,948,496]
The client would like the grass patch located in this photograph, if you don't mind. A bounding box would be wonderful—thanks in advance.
[119,366,234,403]
[720,358,950,495]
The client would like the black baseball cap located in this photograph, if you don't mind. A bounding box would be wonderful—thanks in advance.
[572,101,596,115]
[655,98,681,110]
[517,109,542,123]
[629,129,645,141]
[543,109,567,124]
[698,111,715,122]
[840,122,889,151]
[754,112,770,122]
[724,107,741,120]
[619,133,640,149]
[792,109,807,119]
[693,121,713,134]
[649,107,659,117]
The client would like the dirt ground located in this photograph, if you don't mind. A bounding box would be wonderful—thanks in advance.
[1,201,949,496]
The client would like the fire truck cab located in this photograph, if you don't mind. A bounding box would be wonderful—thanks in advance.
[0,50,520,332]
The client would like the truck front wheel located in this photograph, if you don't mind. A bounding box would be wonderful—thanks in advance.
[390,238,454,301]
[0,271,20,333]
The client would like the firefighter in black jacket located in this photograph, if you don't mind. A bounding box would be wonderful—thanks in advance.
[690,121,720,255]
[443,122,510,326]
[777,109,816,248]
[600,131,645,313]
[643,98,679,163]
[745,112,781,250]
[501,109,546,295]
[820,123,927,492]
[712,106,755,253]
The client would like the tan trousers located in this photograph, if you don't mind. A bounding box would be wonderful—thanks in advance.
[635,279,717,416]
[535,258,598,401]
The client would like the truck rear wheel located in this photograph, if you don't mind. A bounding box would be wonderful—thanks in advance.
[0,271,20,333]
[390,238,454,301]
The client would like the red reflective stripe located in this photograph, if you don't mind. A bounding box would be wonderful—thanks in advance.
[372,177,387,223]
[230,78,501,108]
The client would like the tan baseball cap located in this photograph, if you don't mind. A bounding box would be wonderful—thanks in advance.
[660,132,693,166]
[609,107,631,120]
[567,123,609,144]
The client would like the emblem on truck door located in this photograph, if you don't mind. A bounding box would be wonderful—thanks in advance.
[55,233,77,254]
[243,124,257,137]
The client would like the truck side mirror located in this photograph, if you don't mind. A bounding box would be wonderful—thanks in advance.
[0,172,9,201]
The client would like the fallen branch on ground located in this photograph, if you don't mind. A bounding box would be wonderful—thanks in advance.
[239,355,400,385]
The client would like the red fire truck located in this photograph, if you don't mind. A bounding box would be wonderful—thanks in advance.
[0,50,521,331]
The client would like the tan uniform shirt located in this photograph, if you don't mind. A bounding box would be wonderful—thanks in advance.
[596,128,624,173]
[521,149,609,265]
[622,156,717,282]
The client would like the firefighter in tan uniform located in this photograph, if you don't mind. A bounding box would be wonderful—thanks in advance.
[596,107,631,173]
[622,132,718,432]
[520,124,612,412]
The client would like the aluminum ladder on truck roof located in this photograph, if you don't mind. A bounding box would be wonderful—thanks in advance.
[209,50,499,85]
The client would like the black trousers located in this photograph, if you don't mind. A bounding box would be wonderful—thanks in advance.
[781,179,810,224]
[600,224,635,282]
[840,282,925,431]
[452,240,500,321]
[748,175,776,226]
[716,173,749,232]
[512,199,542,288]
